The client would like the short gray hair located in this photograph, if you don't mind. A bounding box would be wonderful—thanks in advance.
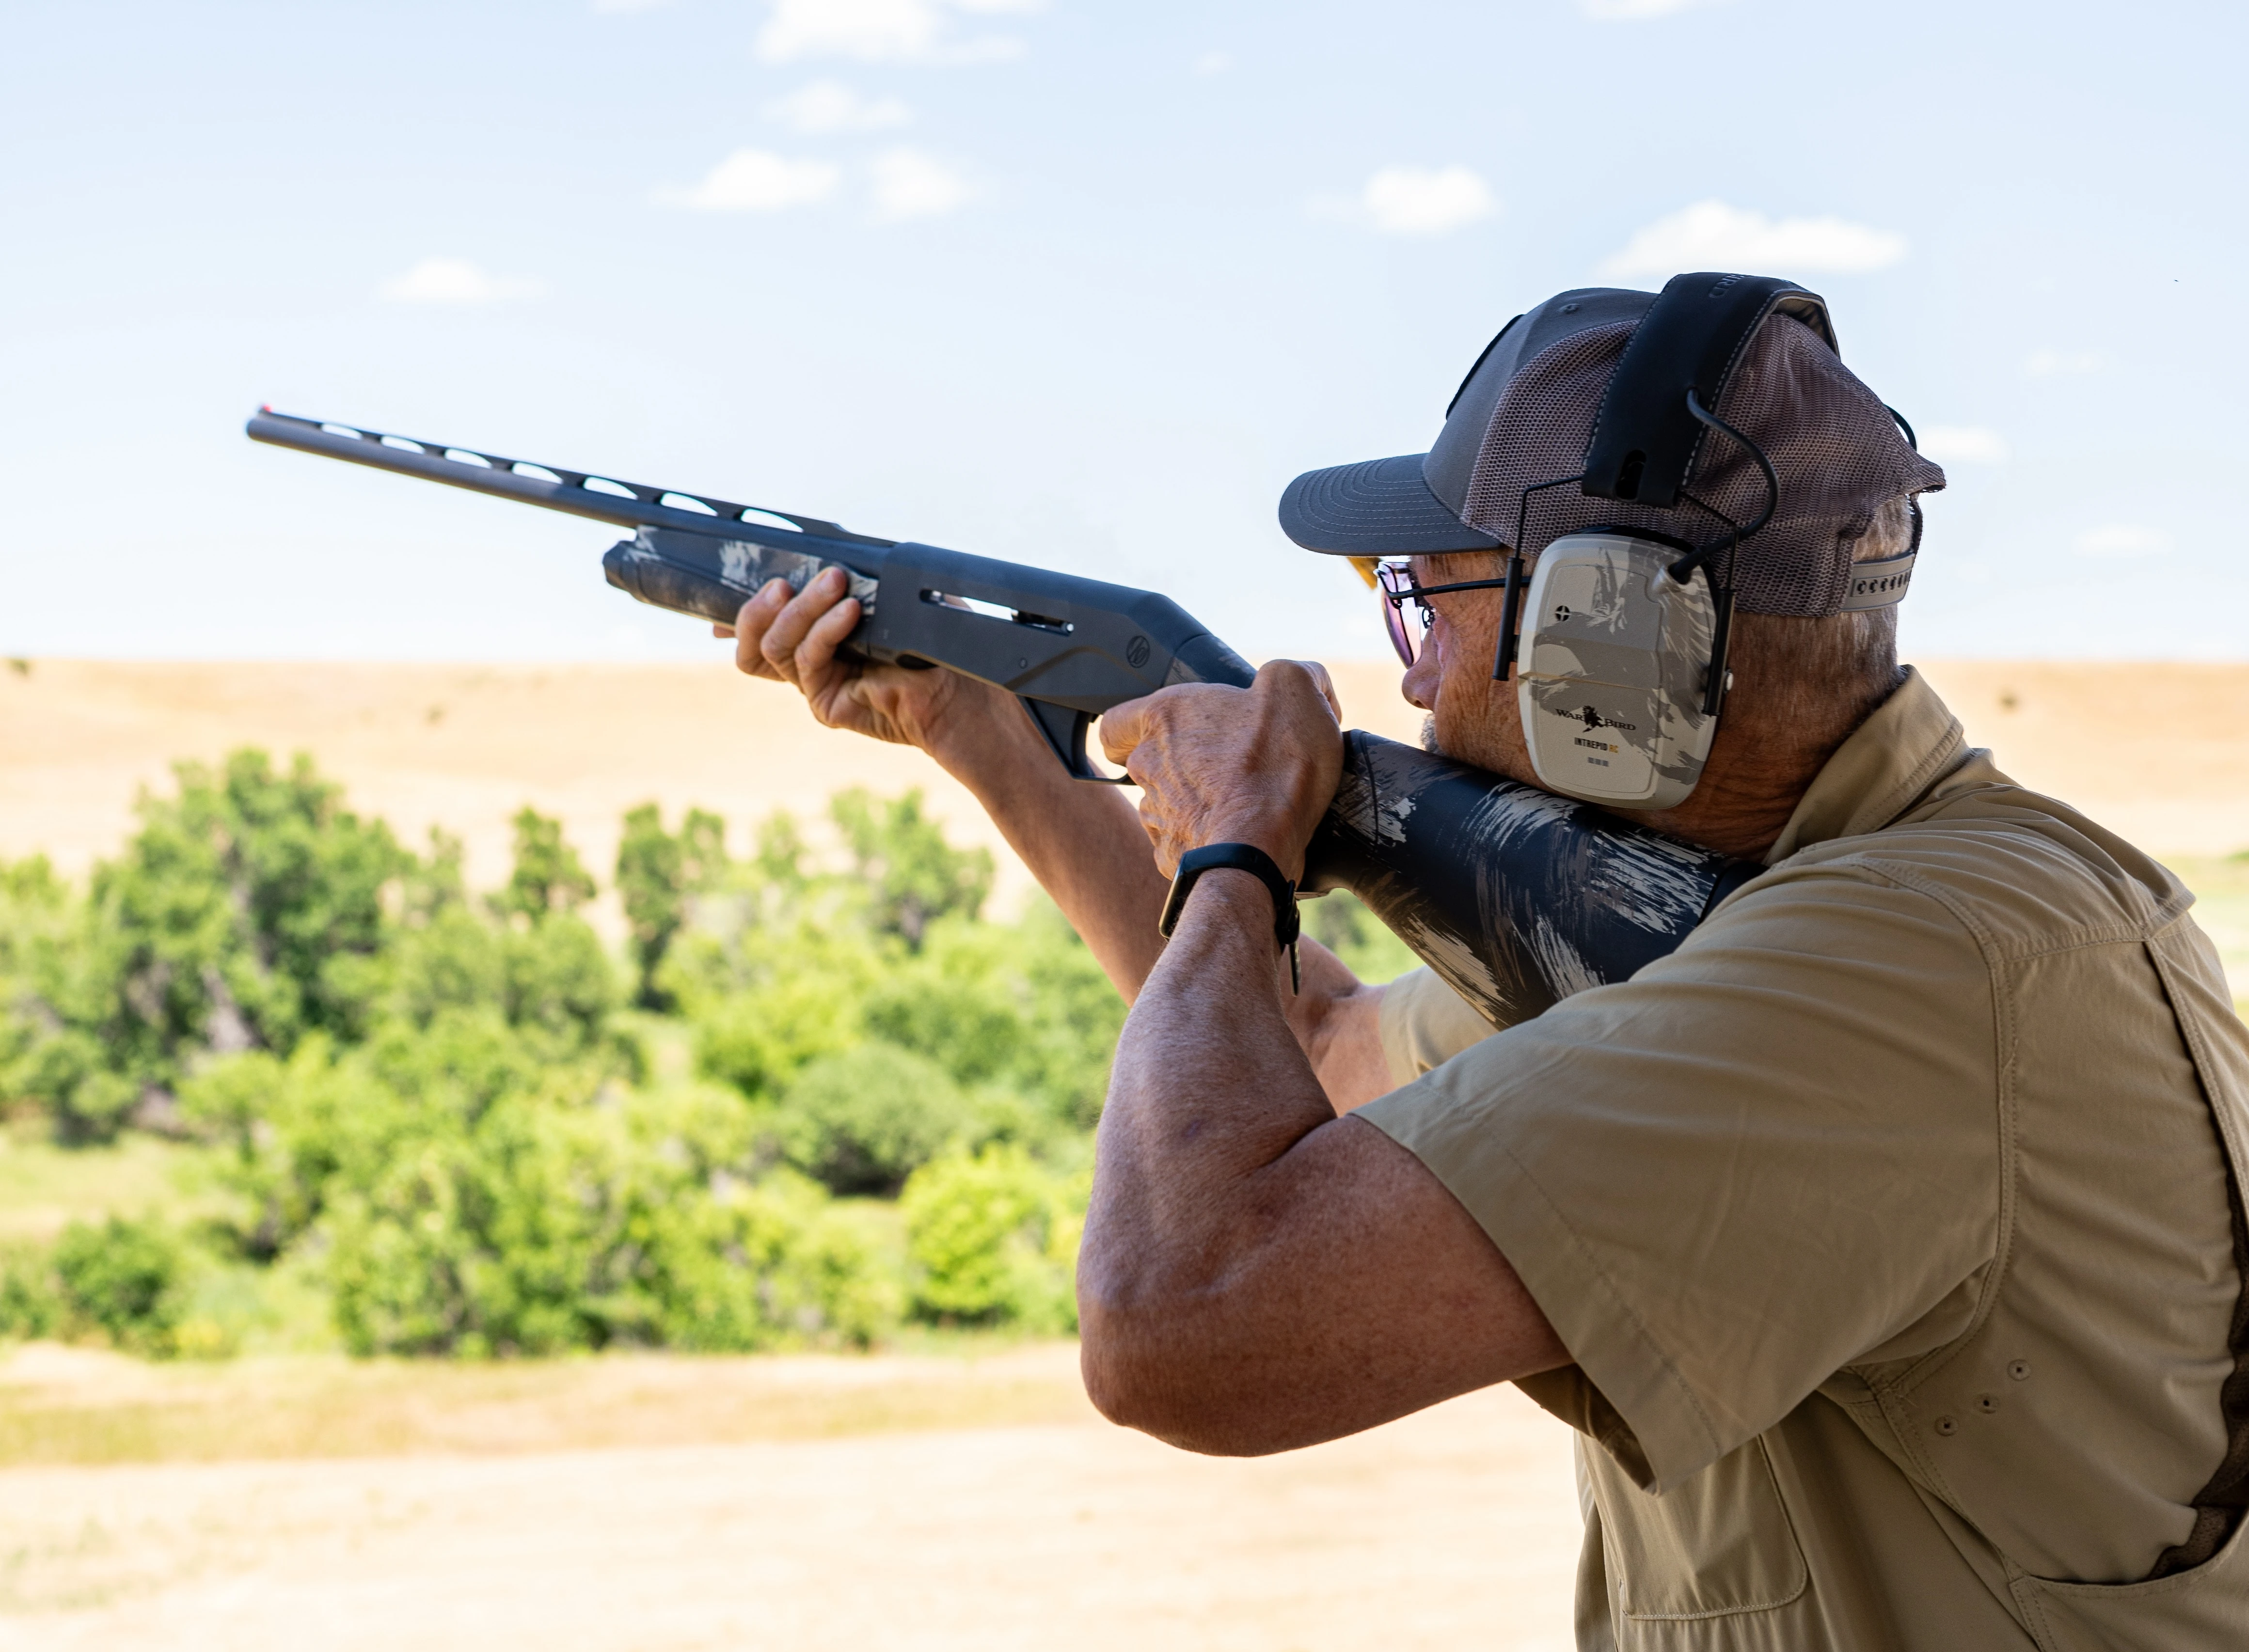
[1730,494,1915,728]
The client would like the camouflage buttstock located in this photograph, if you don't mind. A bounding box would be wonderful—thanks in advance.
[1302,733,1760,1027]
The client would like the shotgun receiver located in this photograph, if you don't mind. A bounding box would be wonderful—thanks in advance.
[245,409,1758,1028]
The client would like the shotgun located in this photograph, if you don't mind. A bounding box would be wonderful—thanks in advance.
[246,409,1758,1027]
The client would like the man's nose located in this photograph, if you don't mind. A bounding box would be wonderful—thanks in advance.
[1400,653,1438,712]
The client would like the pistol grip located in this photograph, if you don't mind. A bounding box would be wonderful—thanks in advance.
[1021,698,1131,785]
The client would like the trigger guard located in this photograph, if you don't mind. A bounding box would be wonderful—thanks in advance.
[1021,698,1133,785]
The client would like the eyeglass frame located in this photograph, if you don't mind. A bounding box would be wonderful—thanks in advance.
[1373,560,1520,669]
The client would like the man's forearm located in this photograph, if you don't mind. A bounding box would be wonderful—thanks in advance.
[1079,872,1558,1454]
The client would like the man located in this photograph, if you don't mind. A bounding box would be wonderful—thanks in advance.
[722,285,2249,1647]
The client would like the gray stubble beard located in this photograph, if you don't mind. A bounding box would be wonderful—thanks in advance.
[1420,714,1443,757]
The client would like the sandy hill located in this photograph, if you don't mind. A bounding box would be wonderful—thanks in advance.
[2,660,2244,909]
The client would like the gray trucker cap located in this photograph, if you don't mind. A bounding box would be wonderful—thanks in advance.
[1278,284,1946,616]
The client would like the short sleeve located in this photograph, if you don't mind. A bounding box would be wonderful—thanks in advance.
[1378,967,1503,1086]
[1357,863,2002,1492]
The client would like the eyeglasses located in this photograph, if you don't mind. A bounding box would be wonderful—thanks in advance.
[1375,561,1521,668]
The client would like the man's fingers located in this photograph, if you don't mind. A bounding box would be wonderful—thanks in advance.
[730,580,794,678]
[1137,794,1181,878]
[1263,658,1343,723]
[793,593,863,684]
[1098,693,1155,766]
[758,569,849,682]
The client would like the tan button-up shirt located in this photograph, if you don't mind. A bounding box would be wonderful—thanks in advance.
[1365,668,2249,1649]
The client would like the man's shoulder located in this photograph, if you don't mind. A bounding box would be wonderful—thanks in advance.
[1742,775,2195,957]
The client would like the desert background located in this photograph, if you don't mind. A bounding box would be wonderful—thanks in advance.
[5,656,2245,979]
[0,654,2243,1651]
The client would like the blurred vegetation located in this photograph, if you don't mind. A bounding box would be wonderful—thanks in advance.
[0,749,1415,1364]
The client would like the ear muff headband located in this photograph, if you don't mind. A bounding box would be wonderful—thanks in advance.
[1580,273,1836,511]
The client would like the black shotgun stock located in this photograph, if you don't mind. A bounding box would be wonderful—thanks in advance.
[247,409,1758,1024]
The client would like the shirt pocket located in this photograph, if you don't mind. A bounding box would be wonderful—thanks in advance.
[2007,1511,2249,1652]
[1600,1436,1809,1622]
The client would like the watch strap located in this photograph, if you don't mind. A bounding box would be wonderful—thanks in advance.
[1157,842,1301,993]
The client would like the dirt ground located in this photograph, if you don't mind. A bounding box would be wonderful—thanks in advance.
[0,1342,1584,1652]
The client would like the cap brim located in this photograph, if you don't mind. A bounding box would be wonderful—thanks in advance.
[1278,454,1503,556]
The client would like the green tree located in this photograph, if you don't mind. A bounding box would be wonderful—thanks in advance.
[829,788,992,948]
[492,806,596,922]
[6,752,408,1141]
[615,803,727,1010]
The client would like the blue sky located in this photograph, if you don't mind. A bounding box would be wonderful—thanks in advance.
[4,0,2242,663]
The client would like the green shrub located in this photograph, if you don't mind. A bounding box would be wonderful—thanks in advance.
[0,1242,61,1340]
[901,1144,1083,1330]
[637,1169,901,1351]
[862,902,1124,1134]
[52,1216,184,1352]
[2,777,1119,1362]
[773,1043,972,1196]
[1304,889,1422,985]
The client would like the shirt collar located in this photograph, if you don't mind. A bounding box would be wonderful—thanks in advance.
[1762,666,1970,865]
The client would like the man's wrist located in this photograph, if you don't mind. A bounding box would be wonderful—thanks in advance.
[1188,817,1306,883]
[1163,847,1302,993]
[921,678,1035,777]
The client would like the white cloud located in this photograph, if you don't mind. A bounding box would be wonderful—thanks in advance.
[1582,0,1733,16]
[2074,524,2171,560]
[2025,346,2107,377]
[870,147,970,219]
[1598,199,1907,278]
[756,0,1034,64]
[769,79,912,133]
[659,149,840,212]
[1361,166,1495,236]
[1918,425,2011,466]
[1192,50,1232,75]
[379,257,543,306]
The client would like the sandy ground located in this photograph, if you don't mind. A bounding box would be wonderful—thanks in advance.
[5,659,2245,912]
[0,1343,1584,1652]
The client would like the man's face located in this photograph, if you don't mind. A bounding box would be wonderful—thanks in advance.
[1397,551,1537,785]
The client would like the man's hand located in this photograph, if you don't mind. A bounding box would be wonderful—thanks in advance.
[717,568,985,751]
[1099,661,1347,882]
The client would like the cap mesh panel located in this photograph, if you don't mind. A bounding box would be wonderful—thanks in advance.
[1458,315,1947,616]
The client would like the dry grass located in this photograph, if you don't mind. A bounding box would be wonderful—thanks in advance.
[0,1339,1092,1468]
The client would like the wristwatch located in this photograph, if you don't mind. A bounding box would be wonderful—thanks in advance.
[1156,842,1301,993]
